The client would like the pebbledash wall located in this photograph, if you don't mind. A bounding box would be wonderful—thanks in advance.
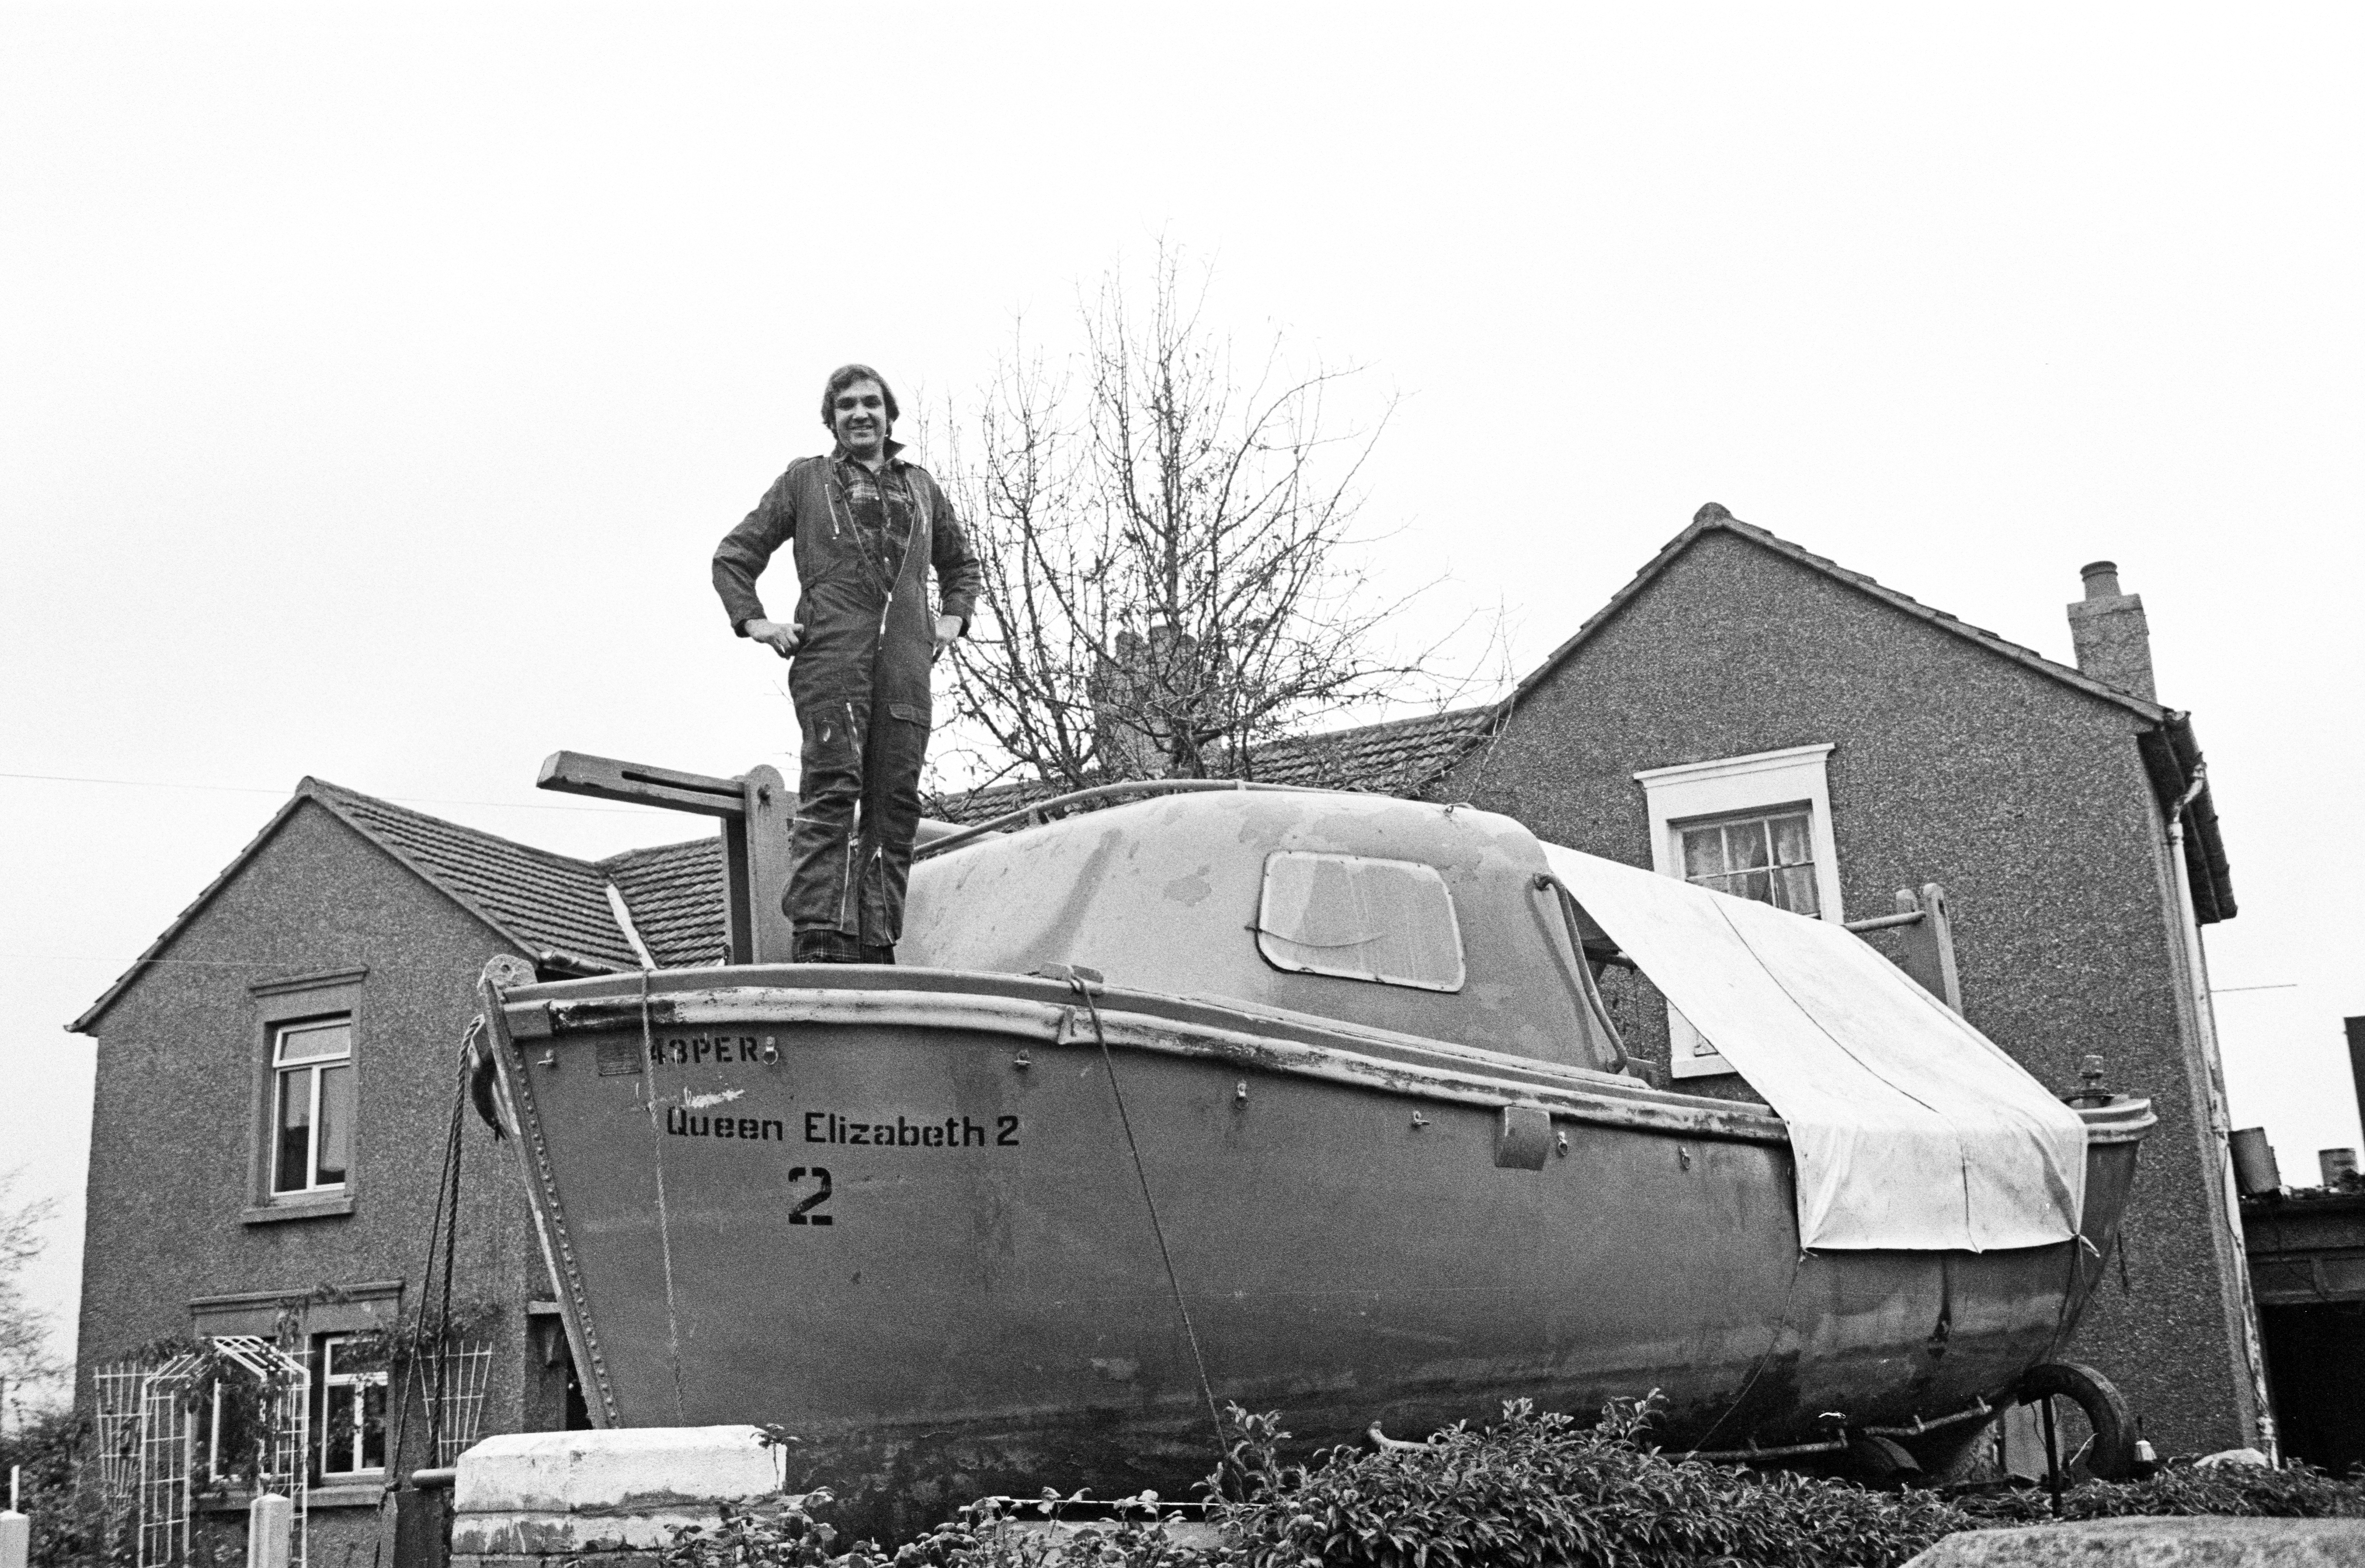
[1431,513,2255,1456]
[71,800,582,1568]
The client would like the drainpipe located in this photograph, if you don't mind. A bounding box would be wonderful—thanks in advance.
[2167,763,2278,1462]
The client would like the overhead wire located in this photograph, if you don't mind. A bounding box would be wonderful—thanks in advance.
[0,768,671,814]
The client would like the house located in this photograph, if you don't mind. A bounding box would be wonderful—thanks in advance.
[1419,505,2254,1458]
[2239,1016,2365,1473]
[67,781,724,1565]
[931,503,2257,1458]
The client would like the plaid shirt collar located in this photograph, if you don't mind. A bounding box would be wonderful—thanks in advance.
[829,437,907,472]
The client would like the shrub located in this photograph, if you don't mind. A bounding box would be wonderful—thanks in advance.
[647,1490,1231,1568]
[1212,1396,1963,1568]
[649,1493,847,1568]
[1955,1458,2365,1525]
[0,1404,112,1568]
[633,1398,2365,1568]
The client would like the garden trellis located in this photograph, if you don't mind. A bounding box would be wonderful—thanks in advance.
[97,1338,311,1568]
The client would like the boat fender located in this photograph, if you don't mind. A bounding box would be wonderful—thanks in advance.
[465,1021,509,1141]
[2013,1361,2137,1481]
[1496,1104,1553,1170]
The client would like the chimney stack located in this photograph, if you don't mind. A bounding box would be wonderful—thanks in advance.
[2066,560,2157,703]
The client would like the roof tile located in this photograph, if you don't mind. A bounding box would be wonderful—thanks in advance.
[312,784,639,970]
[923,707,1500,824]
[601,838,729,968]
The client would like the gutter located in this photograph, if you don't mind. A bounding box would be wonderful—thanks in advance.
[2165,762,2277,1461]
[2137,713,2237,924]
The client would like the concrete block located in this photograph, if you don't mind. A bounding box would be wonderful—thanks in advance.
[1,1510,28,1568]
[451,1426,784,1557]
[247,1494,292,1568]
[1905,1515,2365,1566]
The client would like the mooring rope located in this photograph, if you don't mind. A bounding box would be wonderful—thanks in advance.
[1680,1247,1809,1458]
[372,1024,474,1568]
[640,964,690,1422]
[1060,970,1228,1458]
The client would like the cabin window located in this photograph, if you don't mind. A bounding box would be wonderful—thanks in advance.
[317,1334,388,1475]
[1679,808,1821,917]
[272,1017,353,1195]
[1256,852,1465,992]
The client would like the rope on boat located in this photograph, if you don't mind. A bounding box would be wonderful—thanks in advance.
[1679,1247,1809,1459]
[640,962,690,1423]
[371,1022,476,1568]
[1056,967,1229,1459]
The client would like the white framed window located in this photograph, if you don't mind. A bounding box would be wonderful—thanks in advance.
[272,1017,353,1195]
[1679,807,1822,917]
[317,1334,387,1476]
[1634,744,1842,1077]
[1256,851,1466,992]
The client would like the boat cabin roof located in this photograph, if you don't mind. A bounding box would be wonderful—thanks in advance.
[904,789,1618,1071]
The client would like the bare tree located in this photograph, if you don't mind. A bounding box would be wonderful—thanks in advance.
[0,1168,59,1392]
[935,246,1445,794]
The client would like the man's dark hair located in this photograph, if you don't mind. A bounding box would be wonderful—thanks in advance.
[819,363,899,430]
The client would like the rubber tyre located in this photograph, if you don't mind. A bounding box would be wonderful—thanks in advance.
[2016,1360,2137,1480]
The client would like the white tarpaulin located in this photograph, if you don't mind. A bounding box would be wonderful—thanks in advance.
[1543,843,2086,1252]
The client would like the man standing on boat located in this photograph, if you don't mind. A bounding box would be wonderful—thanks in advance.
[712,364,985,963]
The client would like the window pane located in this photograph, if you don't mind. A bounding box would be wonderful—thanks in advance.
[361,1380,387,1470]
[1680,826,1726,880]
[1680,809,1821,919]
[320,1337,387,1473]
[277,1020,350,1065]
[1775,864,1821,917]
[316,1065,352,1186]
[274,1066,314,1193]
[1257,852,1465,992]
[324,1383,356,1472]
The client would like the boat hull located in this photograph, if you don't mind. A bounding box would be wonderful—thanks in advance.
[485,965,2148,1534]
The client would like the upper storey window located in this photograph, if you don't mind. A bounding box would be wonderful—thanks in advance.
[273,1017,353,1195]
[1633,744,1842,1078]
[1680,808,1821,917]
[1257,851,1465,992]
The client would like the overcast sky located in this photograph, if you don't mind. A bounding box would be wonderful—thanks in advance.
[5,3,2360,1390]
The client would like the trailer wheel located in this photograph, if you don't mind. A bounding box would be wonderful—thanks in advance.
[2016,1361,2136,1480]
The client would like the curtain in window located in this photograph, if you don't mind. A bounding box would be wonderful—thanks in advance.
[1679,811,1819,917]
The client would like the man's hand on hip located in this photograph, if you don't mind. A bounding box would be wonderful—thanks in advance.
[746,617,803,658]
[932,614,962,661]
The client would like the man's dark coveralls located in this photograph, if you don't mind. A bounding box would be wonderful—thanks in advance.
[712,440,983,958]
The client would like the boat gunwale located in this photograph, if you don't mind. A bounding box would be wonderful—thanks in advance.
[502,969,2159,1149]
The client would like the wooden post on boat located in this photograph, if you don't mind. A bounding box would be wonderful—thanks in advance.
[1891,883,1963,1013]
[1839,883,1964,1012]
[536,752,799,964]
